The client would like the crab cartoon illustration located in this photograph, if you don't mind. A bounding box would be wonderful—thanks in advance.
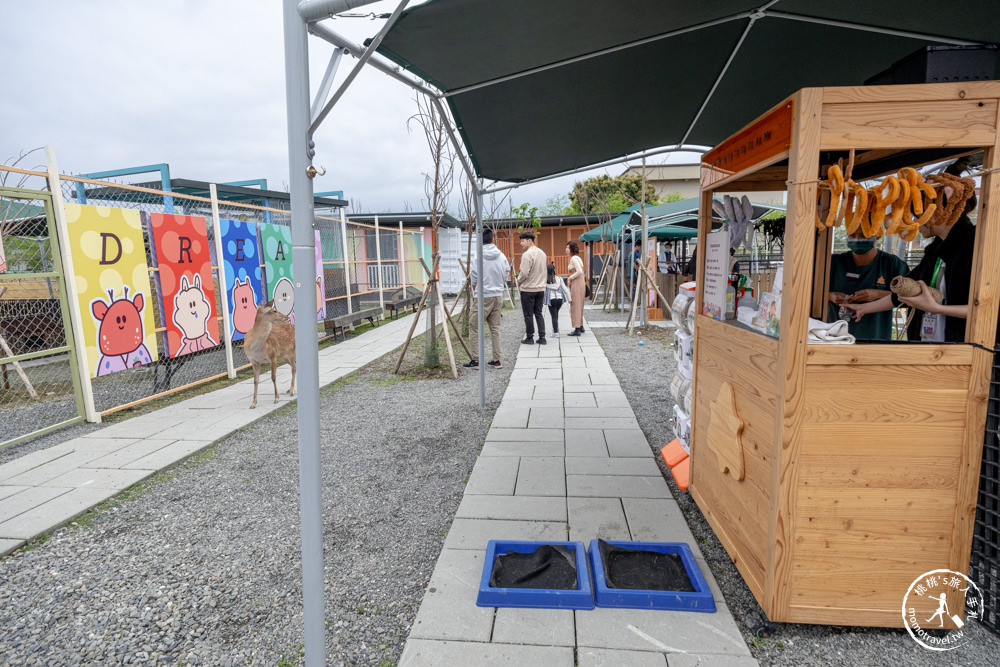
[173,274,217,355]
[91,286,153,376]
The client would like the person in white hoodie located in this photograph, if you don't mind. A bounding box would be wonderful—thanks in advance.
[465,228,511,369]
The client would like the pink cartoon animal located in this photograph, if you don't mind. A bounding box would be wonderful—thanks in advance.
[232,277,258,340]
[174,274,217,355]
[92,286,153,376]
[316,276,324,317]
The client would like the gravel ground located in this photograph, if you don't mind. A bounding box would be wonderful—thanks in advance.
[585,306,1000,666]
[0,311,518,666]
[5,302,1000,665]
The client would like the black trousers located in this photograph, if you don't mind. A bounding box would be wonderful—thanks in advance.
[520,291,545,338]
[548,299,563,333]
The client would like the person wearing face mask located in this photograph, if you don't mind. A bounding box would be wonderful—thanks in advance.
[846,159,977,343]
[827,230,908,340]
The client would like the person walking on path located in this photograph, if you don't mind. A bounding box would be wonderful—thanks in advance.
[543,264,569,337]
[566,240,586,336]
[464,228,510,368]
[517,231,547,344]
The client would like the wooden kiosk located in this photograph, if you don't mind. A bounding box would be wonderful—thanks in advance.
[689,81,1000,628]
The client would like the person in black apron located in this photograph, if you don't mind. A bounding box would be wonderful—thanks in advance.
[846,162,977,343]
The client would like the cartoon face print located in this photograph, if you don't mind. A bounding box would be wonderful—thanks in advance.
[92,286,146,356]
[273,276,294,317]
[232,277,258,335]
[173,274,212,339]
[316,277,323,315]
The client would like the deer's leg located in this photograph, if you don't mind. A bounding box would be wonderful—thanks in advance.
[270,356,280,402]
[250,363,260,409]
[288,356,296,396]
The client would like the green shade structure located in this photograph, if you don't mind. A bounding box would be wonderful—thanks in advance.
[377,0,999,183]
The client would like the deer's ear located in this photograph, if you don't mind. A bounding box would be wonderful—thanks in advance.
[133,292,145,313]
[92,300,109,321]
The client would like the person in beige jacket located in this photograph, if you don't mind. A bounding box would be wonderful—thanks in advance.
[566,240,586,335]
[516,231,548,344]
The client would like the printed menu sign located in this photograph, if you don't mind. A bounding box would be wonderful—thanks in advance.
[701,228,729,320]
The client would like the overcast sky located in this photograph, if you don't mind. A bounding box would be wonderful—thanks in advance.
[2,1,700,216]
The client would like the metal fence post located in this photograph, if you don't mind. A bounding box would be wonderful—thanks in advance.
[375,214,384,314]
[209,184,236,379]
[398,221,405,289]
[44,146,100,424]
[340,208,353,315]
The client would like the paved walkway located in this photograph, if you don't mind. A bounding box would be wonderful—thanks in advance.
[0,305,755,665]
[399,308,755,666]
[0,314,421,556]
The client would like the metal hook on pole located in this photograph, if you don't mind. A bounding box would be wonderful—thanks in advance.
[306,165,327,178]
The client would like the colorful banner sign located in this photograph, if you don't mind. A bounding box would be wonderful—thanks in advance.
[259,223,325,324]
[260,222,294,320]
[63,203,158,377]
[148,213,219,357]
[219,219,264,342]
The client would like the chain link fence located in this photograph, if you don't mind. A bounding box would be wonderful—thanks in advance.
[0,163,429,448]
[0,182,84,446]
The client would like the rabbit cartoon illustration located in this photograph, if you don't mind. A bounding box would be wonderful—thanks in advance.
[174,274,217,355]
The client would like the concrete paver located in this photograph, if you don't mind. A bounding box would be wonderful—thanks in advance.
[401,308,756,666]
[1,305,756,666]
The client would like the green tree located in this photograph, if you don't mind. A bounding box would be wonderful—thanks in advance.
[539,193,571,216]
[568,173,660,215]
[511,202,542,229]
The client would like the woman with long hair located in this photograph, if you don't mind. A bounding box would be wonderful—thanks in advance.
[565,240,586,336]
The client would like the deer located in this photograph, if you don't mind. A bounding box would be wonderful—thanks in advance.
[245,300,296,409]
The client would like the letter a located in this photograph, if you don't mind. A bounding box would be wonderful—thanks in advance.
[274,241,286,261]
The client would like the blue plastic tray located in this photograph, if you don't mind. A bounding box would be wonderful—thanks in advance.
[588,539,716,612]
[476,540,594,610]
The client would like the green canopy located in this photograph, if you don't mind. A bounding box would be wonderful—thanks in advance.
[580,197,785,242]
[377,1,999,183]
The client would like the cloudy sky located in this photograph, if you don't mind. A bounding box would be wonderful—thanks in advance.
[2,1,698,215]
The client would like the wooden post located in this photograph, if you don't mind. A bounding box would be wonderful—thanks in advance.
[375,214,384,317]
[209,184,236,379]
[392,255,440,374]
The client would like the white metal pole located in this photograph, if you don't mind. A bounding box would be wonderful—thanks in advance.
[641,156,648,326]
[375,214,384,315]
[44,146,99,424]
[282,2,325,664]
[475,183,485,407]
[209,184,236,379]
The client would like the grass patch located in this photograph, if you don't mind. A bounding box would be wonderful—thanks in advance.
[750,635,786,650]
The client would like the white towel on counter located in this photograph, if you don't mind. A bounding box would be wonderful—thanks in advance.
[807,317,855,344]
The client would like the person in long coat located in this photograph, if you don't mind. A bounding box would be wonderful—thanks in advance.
[566,240,586,336]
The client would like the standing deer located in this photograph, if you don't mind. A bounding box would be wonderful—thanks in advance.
[245,300,296,408]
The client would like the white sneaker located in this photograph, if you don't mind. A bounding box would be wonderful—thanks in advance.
[552,332,559,338]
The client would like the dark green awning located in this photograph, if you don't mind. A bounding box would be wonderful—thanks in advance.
[377,1,999,183]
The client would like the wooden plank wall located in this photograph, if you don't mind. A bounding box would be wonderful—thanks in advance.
[691,317,779,602]
[788,361,970,626]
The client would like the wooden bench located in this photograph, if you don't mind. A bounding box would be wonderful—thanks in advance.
[326,306,382,341]
[385,295,421,320]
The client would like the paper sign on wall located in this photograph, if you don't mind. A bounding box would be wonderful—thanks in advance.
[148,213,219,357]
[701,228,730,321]
[63,203,158,377]
[219,219,264,341]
